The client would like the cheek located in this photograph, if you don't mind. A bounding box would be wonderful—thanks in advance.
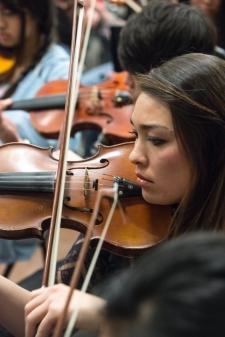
[11,20,21,41]
[147,147,192,204]
[154,147,183,176]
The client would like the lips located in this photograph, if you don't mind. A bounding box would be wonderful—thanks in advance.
[136,172,154,186]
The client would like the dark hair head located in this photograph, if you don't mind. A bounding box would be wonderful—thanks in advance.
[0,0,54,38]
[105,232,225,337]
[118,0,217,74]
[136,53,225,235]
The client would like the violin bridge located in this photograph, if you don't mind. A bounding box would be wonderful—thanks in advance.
[91,86,101,109]
[83,168,91,199]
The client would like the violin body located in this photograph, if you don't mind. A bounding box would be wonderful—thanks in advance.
[0,142,170,257]
[10,72,135,142]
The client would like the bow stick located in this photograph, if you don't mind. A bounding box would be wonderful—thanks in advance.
[52,183,119,337]
[42,0,85,287]
[123,0,141,12]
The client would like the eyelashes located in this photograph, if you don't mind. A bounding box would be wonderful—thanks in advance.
[129,129,166,146]
[147,137,166,146]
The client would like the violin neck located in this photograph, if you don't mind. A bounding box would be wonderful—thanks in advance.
[0,172,55,192]
[9,94,66,111]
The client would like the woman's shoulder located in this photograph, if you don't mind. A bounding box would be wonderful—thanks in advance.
[11,43,70,99]
[35,43,70,81]
[42,43,70,62]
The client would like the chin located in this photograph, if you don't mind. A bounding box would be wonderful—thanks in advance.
[142,191,159,205]
[142,191,172,206]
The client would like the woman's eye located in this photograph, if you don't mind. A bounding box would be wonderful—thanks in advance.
[147,136,166,146]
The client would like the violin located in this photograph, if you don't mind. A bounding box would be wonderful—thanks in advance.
[0,141,170,257]
[8,72,135,142]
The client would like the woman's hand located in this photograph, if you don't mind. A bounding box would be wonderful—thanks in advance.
[25,283,106,337]
[0,98,21,143]
[0,98,12,110]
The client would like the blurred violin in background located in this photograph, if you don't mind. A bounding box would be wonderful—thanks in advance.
[7,71,135,143]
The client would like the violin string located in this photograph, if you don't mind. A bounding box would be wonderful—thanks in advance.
[0,173,116,180]
[0,179,114,183]
[50,92,130,101]
[0,173,121,190]
[78,92,128,96]
[77,95,130,101]
[0,182,115,185]
[79,88,128,94]
[0,174,137,191]
[77,91,131,100]
[0,185,115,191]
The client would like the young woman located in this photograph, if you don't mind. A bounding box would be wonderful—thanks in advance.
[129,53,225,237]
[0,52,225,337]
[0,0,70,145]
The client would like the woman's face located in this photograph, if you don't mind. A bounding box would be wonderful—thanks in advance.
[0,4,21,47]
[190,0,221,18]
[129,92,193,205]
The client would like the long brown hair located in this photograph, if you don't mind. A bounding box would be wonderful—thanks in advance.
[136,53,225,237]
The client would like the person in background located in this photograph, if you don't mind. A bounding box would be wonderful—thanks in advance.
[54,0,114,80]
[180,0,225,54]
[93,0,217,149]
[118,0,217,97]
[102,232,225,337]
[0,0,119,155]
[54,0,74,50]
[0,0,70,146]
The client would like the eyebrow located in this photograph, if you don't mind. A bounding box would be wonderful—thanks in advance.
[130,119,174,133]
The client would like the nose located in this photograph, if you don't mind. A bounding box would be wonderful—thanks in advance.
[129,139,147,166]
